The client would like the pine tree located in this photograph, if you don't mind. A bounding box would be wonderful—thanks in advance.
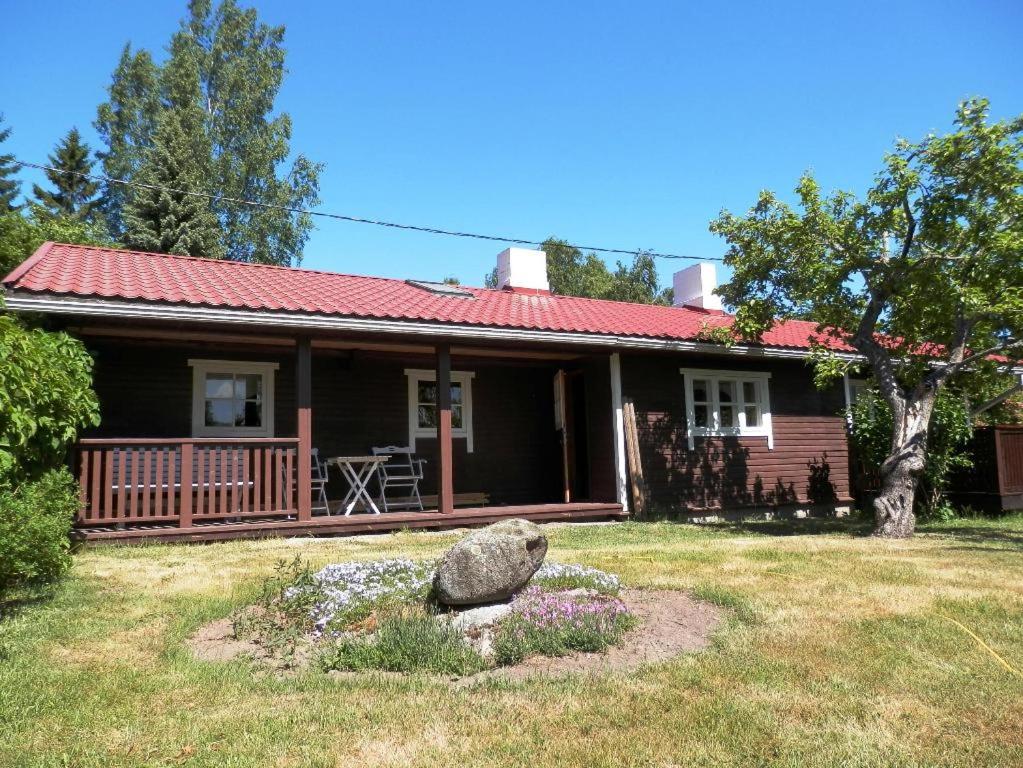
[122,108,223,259]
[122,35,222,260]
[0,114,22,212]
[32,129,101,220]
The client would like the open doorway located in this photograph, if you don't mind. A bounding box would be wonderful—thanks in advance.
[555,369,591,502]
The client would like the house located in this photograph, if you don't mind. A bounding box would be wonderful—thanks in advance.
[2,242,855,542]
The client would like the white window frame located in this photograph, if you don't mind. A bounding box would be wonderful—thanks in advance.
[844,375,872,425]
[405,368,475,453]
[188,359,278,438]
[679,368,774,449]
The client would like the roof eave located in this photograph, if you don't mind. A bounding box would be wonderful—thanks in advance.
[0,290,862,361]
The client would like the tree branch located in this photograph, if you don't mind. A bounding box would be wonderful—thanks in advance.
[971,380,1023,418]
[939,338,1023,379]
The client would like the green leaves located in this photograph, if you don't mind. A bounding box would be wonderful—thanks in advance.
[712,98,1023,392]
[0,315,100,488]
[712,99,1023,533]
[95,0,322,265]
[485,237,672,304]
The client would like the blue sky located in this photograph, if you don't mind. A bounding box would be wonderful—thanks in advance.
[2,1,1021,288]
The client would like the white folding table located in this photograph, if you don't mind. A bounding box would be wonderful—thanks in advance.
[326,455,390,515]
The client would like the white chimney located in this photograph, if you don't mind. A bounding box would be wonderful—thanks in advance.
[496,247,550,293]
[672,262,723,311]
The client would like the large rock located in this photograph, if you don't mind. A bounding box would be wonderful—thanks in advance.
[434,519,548,605]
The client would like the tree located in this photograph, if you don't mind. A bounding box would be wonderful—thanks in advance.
[95,0,322,264]
[122,32,222,259]
[95,44,162,237]
[710,99,1023,538]
[0,114,22,212]
[484,237,672,304]
[122,111,223,258]
[31,128,101,221]
[0,208,112,277]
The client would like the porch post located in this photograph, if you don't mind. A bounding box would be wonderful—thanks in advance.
[296,336,313,521]
[609,352,629,512]
[436,343,454,514]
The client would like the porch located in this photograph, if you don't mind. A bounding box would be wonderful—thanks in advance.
[70,327,629,542]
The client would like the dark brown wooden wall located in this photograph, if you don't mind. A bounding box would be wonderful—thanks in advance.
[85,342,564,505]
[620,353,851,510]
[84,339,851,513]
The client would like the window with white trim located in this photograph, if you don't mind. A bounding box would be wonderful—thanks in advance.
[680,368,773,449]
[405,369,475,452]
[189,359,278,438]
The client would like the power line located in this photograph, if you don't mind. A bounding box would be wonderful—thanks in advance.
[13,158,725,262]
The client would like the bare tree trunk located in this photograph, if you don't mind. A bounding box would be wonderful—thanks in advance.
[873,450,923,537]
[872,396,934,538]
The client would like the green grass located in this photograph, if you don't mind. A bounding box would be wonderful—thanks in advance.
[1,515,1022,767]
[319,609,488,676]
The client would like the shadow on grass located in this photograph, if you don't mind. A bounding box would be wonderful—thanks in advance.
[917,522,1023,552]
[706,516,874,538]
[0,584,58,624]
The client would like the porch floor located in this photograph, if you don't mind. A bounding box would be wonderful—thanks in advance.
[73,502,627,544]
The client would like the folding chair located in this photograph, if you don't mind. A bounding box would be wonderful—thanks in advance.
[371,445,426,512]
[311,448,330,514]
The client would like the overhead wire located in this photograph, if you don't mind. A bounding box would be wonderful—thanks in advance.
[12,158,725,262]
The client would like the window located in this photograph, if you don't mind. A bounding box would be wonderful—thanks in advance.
[844,376,873,424]
[680,368,773,449]
[189,360,278,437]
[405,369,475,452]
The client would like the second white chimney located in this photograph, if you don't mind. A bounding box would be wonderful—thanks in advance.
[496,247,550,292]
[672,262,723,311]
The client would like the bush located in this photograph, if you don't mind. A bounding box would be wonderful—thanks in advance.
[319,608,487,676]
[0,314,99,486]
[0,469,78,594]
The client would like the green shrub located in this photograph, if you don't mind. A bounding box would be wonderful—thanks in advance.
[0,314,99,486]
[0,469,78,594]
[319,609,487,676]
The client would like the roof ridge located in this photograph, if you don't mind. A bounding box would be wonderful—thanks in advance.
[28,241,734,318]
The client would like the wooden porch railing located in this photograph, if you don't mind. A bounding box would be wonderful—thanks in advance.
[76,438,301,527]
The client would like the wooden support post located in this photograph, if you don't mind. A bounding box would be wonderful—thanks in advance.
[436,343,454,514]
[179,442,193,528]
[296,336,313,521]
[623,398,646,517]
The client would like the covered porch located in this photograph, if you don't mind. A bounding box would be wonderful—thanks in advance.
[70,324,629,542]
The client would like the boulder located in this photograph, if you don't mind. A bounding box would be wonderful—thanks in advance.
[434,519,548,605]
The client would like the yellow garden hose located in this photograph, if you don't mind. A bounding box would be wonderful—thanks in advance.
[937,613,1023,681]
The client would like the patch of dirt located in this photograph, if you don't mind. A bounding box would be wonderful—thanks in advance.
[458,589,722,685]
[186,589,722,681]
[188,617,260,663]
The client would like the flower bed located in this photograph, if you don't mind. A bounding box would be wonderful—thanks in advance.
[232,557,636,674]
[492,586,634,665]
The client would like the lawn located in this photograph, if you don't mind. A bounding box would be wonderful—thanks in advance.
[1,515,1022,767]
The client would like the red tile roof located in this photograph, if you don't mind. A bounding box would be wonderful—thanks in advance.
[3,242,852,352]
